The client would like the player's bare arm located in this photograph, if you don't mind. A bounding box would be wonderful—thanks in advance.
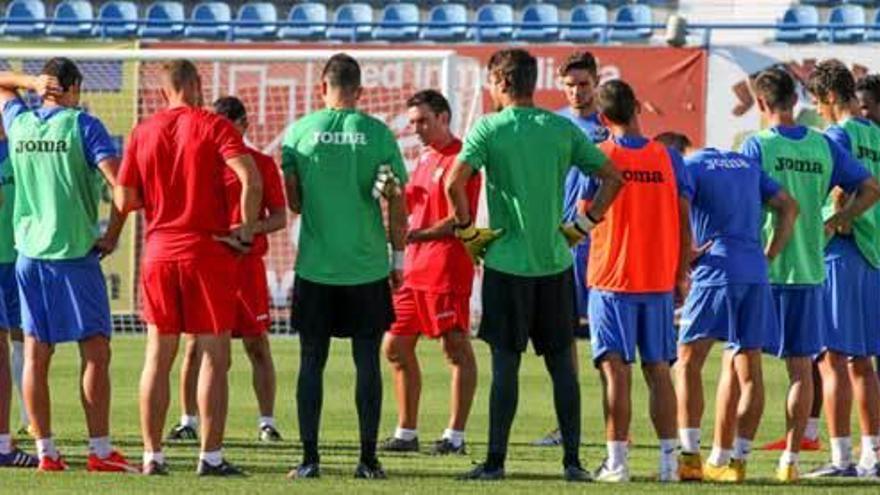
[225,153,263,243]
[675,197,693,305]
[764,190,799,261]
[284,173,302,214]
[387,188,408,290]
[95,157,127,257]
[0,72,62,105]
[824,176,880,234]
[445,160,474,226]
[585,160,624,221]
[407,216,455,243]
[255,206,287,236]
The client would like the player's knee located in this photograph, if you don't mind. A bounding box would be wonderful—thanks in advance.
[244,338,269,363]
[442,332,472,367]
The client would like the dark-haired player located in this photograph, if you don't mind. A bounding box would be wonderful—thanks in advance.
[856,75,880,125]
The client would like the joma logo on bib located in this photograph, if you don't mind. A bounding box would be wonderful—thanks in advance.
[312,131,367,145]
[622,169,665,183]
[856,145,880,163]
[774,157,823,174]
[15,139,68,153]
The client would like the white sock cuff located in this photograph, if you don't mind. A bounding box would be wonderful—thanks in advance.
[394,427,418,441]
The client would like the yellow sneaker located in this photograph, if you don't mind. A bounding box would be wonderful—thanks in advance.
[776,463,799,483]
[703,461,739,482]
[677,453,703,482]
[729,459,746,482]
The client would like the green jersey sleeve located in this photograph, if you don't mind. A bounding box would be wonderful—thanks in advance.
[570,121,608,175]
[281,122,301,177]
[458,117,491,171]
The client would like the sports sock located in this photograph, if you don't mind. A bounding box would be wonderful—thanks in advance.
[607,441,628,470]
[88,436,112,459]
[199,449,223,467]
[143,451,164,466]
[11,340,26,427]
[442,428,465,448]
[859,436,880,469]
[0,434,11,455]
[804,417,820,441]
[394,427,418,441]
[259,416,275,429]
[180,414,198,429]
[486,346,521,470]
[679,428,701,454]
[830,436,853,468]
[543,345,581,467]
[732,437,752,461]
[707,446,731,466]
[296,334,331,465]
[36,437,58,460]
[352,335,383,464]
[779,450,799,468]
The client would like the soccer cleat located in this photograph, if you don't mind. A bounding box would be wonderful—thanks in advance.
[458,463,505,481]
[677,453,703,482]
[87,450,139,473]
[166,424,198,442]
[430,438,467,456]
[287,462,320,479]
[0,448,38,468]
[857,463,880,478]
[703,460,745,483]
[803,462,858,479]
[379,436,419,453]
[196,459,246,477]
[354,461,387,479]
[594,459,630,483]
[258,424,282,443]
[142,461,169,476]
[564,463,592,482]
[760,436,821,451]
[531,428,563,447]
[38,455,68,472]
[659,461,680,482]
[775,463,799,483]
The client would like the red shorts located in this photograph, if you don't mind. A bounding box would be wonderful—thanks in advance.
[388,286,470,339]
[233,255,271,338]
[141,255,238,335]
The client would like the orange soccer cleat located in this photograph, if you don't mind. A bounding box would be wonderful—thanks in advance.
[760,436,821,451]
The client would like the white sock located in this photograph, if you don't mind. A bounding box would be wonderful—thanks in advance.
[830,436,853,468]
[199,449,223,467]
[88,436,113,459]
[804,417,820,441]
[732,437,752,461]
[859,436,880,468]
[679,428,700,454]
[394,427,418,441]
[607,441,628,470]
[442,428,465,448]
[180,414,198,429]
[0,434,11,455]
[143,451,164,466]
[779,450,799,468]
[708,446,732,466]
[36,437,58,460]
[259,416,275,429]
[11,341,26,427]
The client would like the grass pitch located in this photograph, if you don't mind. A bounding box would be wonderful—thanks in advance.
[0,334,877,494]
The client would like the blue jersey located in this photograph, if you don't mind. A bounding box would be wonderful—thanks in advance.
[686,148,781,285]
[557,108,608,223]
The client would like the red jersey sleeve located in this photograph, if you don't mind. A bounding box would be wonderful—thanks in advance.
[257,154,286,210]
[466,171,481,220]
[118,129,141,189]
[211,114,249,160]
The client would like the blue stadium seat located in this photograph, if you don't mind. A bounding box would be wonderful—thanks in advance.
[47,0,93,38]
[513,3,560,41]
[468,3,514,41]
[95,1,137,38]
[608,4,653,41]
[588,0,626,7]
[420,3,467,41]
[139,1,185,38]
[847,0,878,5]
[184,2,230,39]
[233,2,277,40]
[799,0,841,5]
[278,2,327,40]
[326,3,372,41]
[560,4,607,42]
[824,5,866,43]
[774,5,819,43]
[373,2,419,41]
[867,9,880,41]
[2,0,47,37]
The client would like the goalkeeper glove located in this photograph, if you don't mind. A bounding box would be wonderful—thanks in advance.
[372,164,402,200]
[454,221,504,262]
[560,213,601,248]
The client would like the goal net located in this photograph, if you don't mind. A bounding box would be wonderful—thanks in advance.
[0,48,486,334]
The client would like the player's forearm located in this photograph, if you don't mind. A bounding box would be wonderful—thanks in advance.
[285,174,302,214]
[445,162,474,226]
[585,161,624,221]
[676,199,693,282]
[113,185,142,214]
[0,72,37,91]
[831,177,880,225]
[408,217,455,243]
[256,208,287,235]
[388,192,407,251]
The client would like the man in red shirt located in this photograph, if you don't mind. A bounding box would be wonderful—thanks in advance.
[167,96,287,444]
[379,90,479,455]
[115,60,262,476]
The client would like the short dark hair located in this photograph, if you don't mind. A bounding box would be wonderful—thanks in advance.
[41,57,82,92]
[806,59,855,104]
[487,48,538,99]
[322,53,361,93]
[406,89,451,119]
[753,68,797,112]
[654,132,693,154]
[597,79,637,125]
[857,74,880,102]
[160,59,201,92]
[558,51,598,80]
[213,96,247,123]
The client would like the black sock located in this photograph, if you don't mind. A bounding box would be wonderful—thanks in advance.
[297,335,331,465]
[485,452,506,471]
[360,441,378,466]
[352,335,383,462]
[487,346,521,470]
[544,344,581,468]
[302,441,319,466]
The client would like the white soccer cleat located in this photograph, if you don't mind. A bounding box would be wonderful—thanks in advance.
[659,461,680,482]
[594,459,630,483]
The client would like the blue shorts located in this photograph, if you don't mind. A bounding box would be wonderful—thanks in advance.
[679,283,775,352]
[589,289,676,365]
[16,253,112,345]
[0,262,19,329]
[763,284,824,358]
[572,243,590,337]
[823,236,880,358]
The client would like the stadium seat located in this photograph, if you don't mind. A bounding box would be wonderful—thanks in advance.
[47,0,93,38]
[824,5,866,43]
[588,0,626,7]
[95,1,137,38]
[560,4,607,42]
[184,2,230,40]
[512,3,560,42]
[867,9,880,41]
[608,4,653,41]
[373,2,420,41]
[774,5,819,44]
[326,3,373,41]
[420,3,467,41]
[846,0,878,5]
[278,2,327,40]
[139,1,185,39]
[799,0,841,5]
[2,0,47,37]
[233,2,277,40]
[468,3,514,41]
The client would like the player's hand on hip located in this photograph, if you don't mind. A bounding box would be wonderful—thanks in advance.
[454,222,504,262]
[559,213,600,248]
[372,164,402,200]
[690,240,714,267]
[93,235,118,259]
[390,270,404,291]
[675,276,691,308]
[213,234,250,254]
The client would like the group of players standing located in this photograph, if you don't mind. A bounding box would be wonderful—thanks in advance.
[0,46,880,485]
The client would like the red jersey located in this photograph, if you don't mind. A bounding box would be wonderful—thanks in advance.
[119,106,249,261]
[405,139,481,295]
[224,147,286,258]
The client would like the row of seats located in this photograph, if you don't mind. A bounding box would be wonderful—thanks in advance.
[1,0,656,41]
[800,0,880,6]
[777,4,880,43]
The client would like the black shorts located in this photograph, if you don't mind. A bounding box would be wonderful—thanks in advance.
[479,267,576,355]
[291,275,394,340]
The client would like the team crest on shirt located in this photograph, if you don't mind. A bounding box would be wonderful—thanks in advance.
[591,126,610,144]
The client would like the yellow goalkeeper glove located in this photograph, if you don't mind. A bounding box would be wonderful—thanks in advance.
[454,222,504,262]
[559,213,601,248]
